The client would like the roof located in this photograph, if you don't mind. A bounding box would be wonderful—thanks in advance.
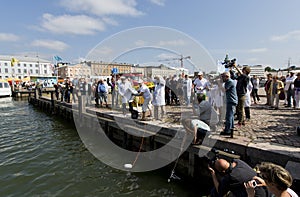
[0,55,51,63]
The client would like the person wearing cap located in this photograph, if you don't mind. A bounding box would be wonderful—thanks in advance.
[134,79,152,121]
[294,72,300,109]
[193,71,209,100]
[284,72,297,108]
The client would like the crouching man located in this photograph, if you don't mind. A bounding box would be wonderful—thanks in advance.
[208,158,269,197]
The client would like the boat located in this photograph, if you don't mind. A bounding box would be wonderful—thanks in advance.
[0,79,12,97]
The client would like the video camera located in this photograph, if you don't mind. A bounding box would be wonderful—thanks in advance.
[222,54,236,68]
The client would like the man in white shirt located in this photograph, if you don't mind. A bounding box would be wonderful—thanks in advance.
[193,72,209,100]
[183,74,193,106]
[152,76,166,120]
[284,72,297,107]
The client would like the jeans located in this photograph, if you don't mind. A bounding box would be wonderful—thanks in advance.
[225,103,236,133]
[286,88,295,107]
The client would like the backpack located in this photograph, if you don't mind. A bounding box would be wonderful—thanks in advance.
[98,84,106,93]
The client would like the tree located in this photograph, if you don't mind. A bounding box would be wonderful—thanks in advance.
[265,66,272,72]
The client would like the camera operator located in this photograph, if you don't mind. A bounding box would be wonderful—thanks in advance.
[232,63,251,126]
[208,158,269,197]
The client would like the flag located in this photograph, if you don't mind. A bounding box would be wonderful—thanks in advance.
[54,56,63,61]
[11,57,19,67]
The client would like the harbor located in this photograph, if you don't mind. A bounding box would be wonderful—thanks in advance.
[24,89,300,194]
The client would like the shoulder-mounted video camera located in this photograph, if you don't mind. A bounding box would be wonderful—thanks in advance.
[222,54,236,68]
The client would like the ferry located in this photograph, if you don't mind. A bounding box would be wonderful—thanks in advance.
[0,80,12,97]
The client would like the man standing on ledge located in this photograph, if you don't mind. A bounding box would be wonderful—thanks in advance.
[220,72,237,136]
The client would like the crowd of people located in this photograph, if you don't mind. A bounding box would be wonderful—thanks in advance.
[49,67,300,138]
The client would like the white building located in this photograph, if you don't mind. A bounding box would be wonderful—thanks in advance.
[249,65,266,78]
[134,64,184,78]
[0,55,53,79]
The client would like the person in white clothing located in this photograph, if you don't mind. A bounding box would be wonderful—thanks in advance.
[152,76,166,120]
[183,74,193,106]
[193,72,209,100]
[244,80,253,121]
[284,72,297,107]
[135,79,152,121]
[118,77,132,115]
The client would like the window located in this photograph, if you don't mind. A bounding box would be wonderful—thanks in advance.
[30,69,33,74]
[35,64,39,68]
[30,64,32,67]
[35,70,39,74]
[18,63,20,67]
[24,64,27,67]
[5,68,8,73]
[4,62,7,66]
[24,69,27,74]
[44,70,47,74]
[18,69,21,74]
[44,64,47,68]
[0,83,2,88]
[4,83,9,88]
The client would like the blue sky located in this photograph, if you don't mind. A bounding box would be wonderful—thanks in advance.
[1,0,300,72]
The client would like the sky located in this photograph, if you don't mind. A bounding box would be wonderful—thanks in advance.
[1,0,300,72]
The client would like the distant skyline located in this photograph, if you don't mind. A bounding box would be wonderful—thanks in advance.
[1,0,300,71]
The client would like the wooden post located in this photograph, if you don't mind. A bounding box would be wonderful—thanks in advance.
[50,91,55,111]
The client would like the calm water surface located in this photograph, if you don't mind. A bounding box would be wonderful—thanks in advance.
[0,98,204,197]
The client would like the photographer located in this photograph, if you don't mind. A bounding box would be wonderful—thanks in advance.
[208,158,268,197]
[244,162,297,197]
[233,64,251,126]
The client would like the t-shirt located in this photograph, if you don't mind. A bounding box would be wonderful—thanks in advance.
[225,78,238,105]
[236,74,249,96]
[139,85,151,99]
[287,188,298,197]
[193,78,208,94]
[219,159,265,197]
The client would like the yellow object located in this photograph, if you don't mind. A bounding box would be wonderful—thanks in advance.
[11,57,19,67]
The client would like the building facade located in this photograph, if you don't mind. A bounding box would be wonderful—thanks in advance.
[91,62,132,76]
[0,55,52,79]
[57,63,91,79]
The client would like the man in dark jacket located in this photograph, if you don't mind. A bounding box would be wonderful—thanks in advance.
[208,158,270,197]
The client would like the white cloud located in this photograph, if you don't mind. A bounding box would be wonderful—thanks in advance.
[156,53,177,60]
[158,39,186,46]
[0,33,20,42]
[135,40,147,46]
[41,14,106,35]
[31,39,69,51]
[270,30,300,42]
[249,48,268,53]
[60,0,143,17]
[102,17,118,26]
[149,0,166,6]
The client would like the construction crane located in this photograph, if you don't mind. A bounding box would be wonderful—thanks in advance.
[159,55,191,68]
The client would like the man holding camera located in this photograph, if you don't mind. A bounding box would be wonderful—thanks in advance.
[208,158,269,197]
[233,64,251,126]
